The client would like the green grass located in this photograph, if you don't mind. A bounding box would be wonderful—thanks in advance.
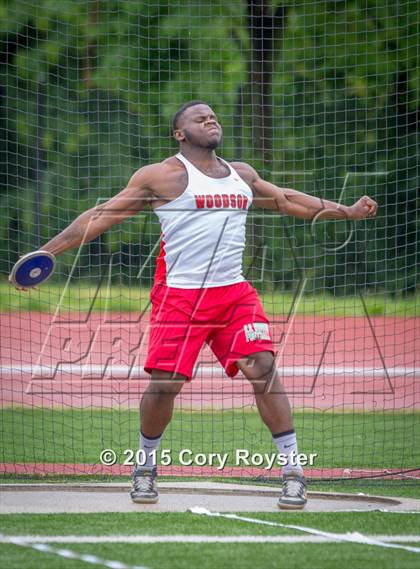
[1,511,419,536]
[1,281,418,316]
[2,542,419,569]
[1,512,419,569]
[2,407,420,470]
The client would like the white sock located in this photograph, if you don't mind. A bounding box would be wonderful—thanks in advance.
[273,429,303,475]
[139,431,162,467]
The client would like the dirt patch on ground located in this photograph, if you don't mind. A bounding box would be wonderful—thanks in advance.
[1,482,419,513]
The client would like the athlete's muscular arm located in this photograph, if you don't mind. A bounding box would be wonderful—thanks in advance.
[232,162,377,221]
[40,165,159,256]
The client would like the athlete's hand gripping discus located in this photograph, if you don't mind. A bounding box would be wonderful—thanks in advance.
[9,251,56,289]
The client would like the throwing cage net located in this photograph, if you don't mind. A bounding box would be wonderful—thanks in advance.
[1,0,419,481]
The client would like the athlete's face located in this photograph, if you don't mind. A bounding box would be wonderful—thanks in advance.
[175,105,222,149]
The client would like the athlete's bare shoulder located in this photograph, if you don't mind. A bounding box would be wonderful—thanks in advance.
[160,155,188,180]
[129,155,186,191]
[129,156,181,182]
[128,155,187,207]
[229,161,259,189]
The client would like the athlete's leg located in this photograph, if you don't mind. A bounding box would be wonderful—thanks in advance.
[131,370,186,504]
[236,350,293,434]
[209,280,307,508]
[140,369,186,437]
[237,350,307,509]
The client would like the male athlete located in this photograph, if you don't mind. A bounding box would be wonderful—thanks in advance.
[14,101,377,509]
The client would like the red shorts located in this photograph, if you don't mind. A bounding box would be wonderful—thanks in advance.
[144,281,274,380]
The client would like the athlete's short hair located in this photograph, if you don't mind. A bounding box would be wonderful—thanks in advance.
[172,100,210,132]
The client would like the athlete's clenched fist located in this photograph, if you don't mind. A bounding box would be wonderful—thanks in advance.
[349,196,378,220]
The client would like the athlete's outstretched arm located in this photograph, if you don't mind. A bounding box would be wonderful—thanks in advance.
[39,166,156,257]
[232,162,377,221]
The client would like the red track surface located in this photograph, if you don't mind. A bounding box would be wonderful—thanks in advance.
[1,462,419,480]
[1,312,419,410]
[2,312,419,480]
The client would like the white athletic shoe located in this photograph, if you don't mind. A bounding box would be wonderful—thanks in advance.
[130,465,158,504]
[278,470,307,510]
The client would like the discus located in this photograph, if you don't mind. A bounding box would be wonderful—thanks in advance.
[9,251,56,288]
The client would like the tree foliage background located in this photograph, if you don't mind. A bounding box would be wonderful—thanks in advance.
[0,0,418,295]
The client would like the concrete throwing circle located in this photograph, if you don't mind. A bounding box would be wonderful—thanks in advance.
[1,482,419,514]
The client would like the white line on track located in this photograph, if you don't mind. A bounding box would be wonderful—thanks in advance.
[1,535,420,544]
[1,364,419,377]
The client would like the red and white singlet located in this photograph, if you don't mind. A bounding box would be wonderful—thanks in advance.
[153,152,253,288]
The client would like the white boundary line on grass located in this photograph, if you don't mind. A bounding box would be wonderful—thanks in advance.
[0,534,148,569]
[374,510,420,514]
[189,507,420,554]
[1,534,420,544]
